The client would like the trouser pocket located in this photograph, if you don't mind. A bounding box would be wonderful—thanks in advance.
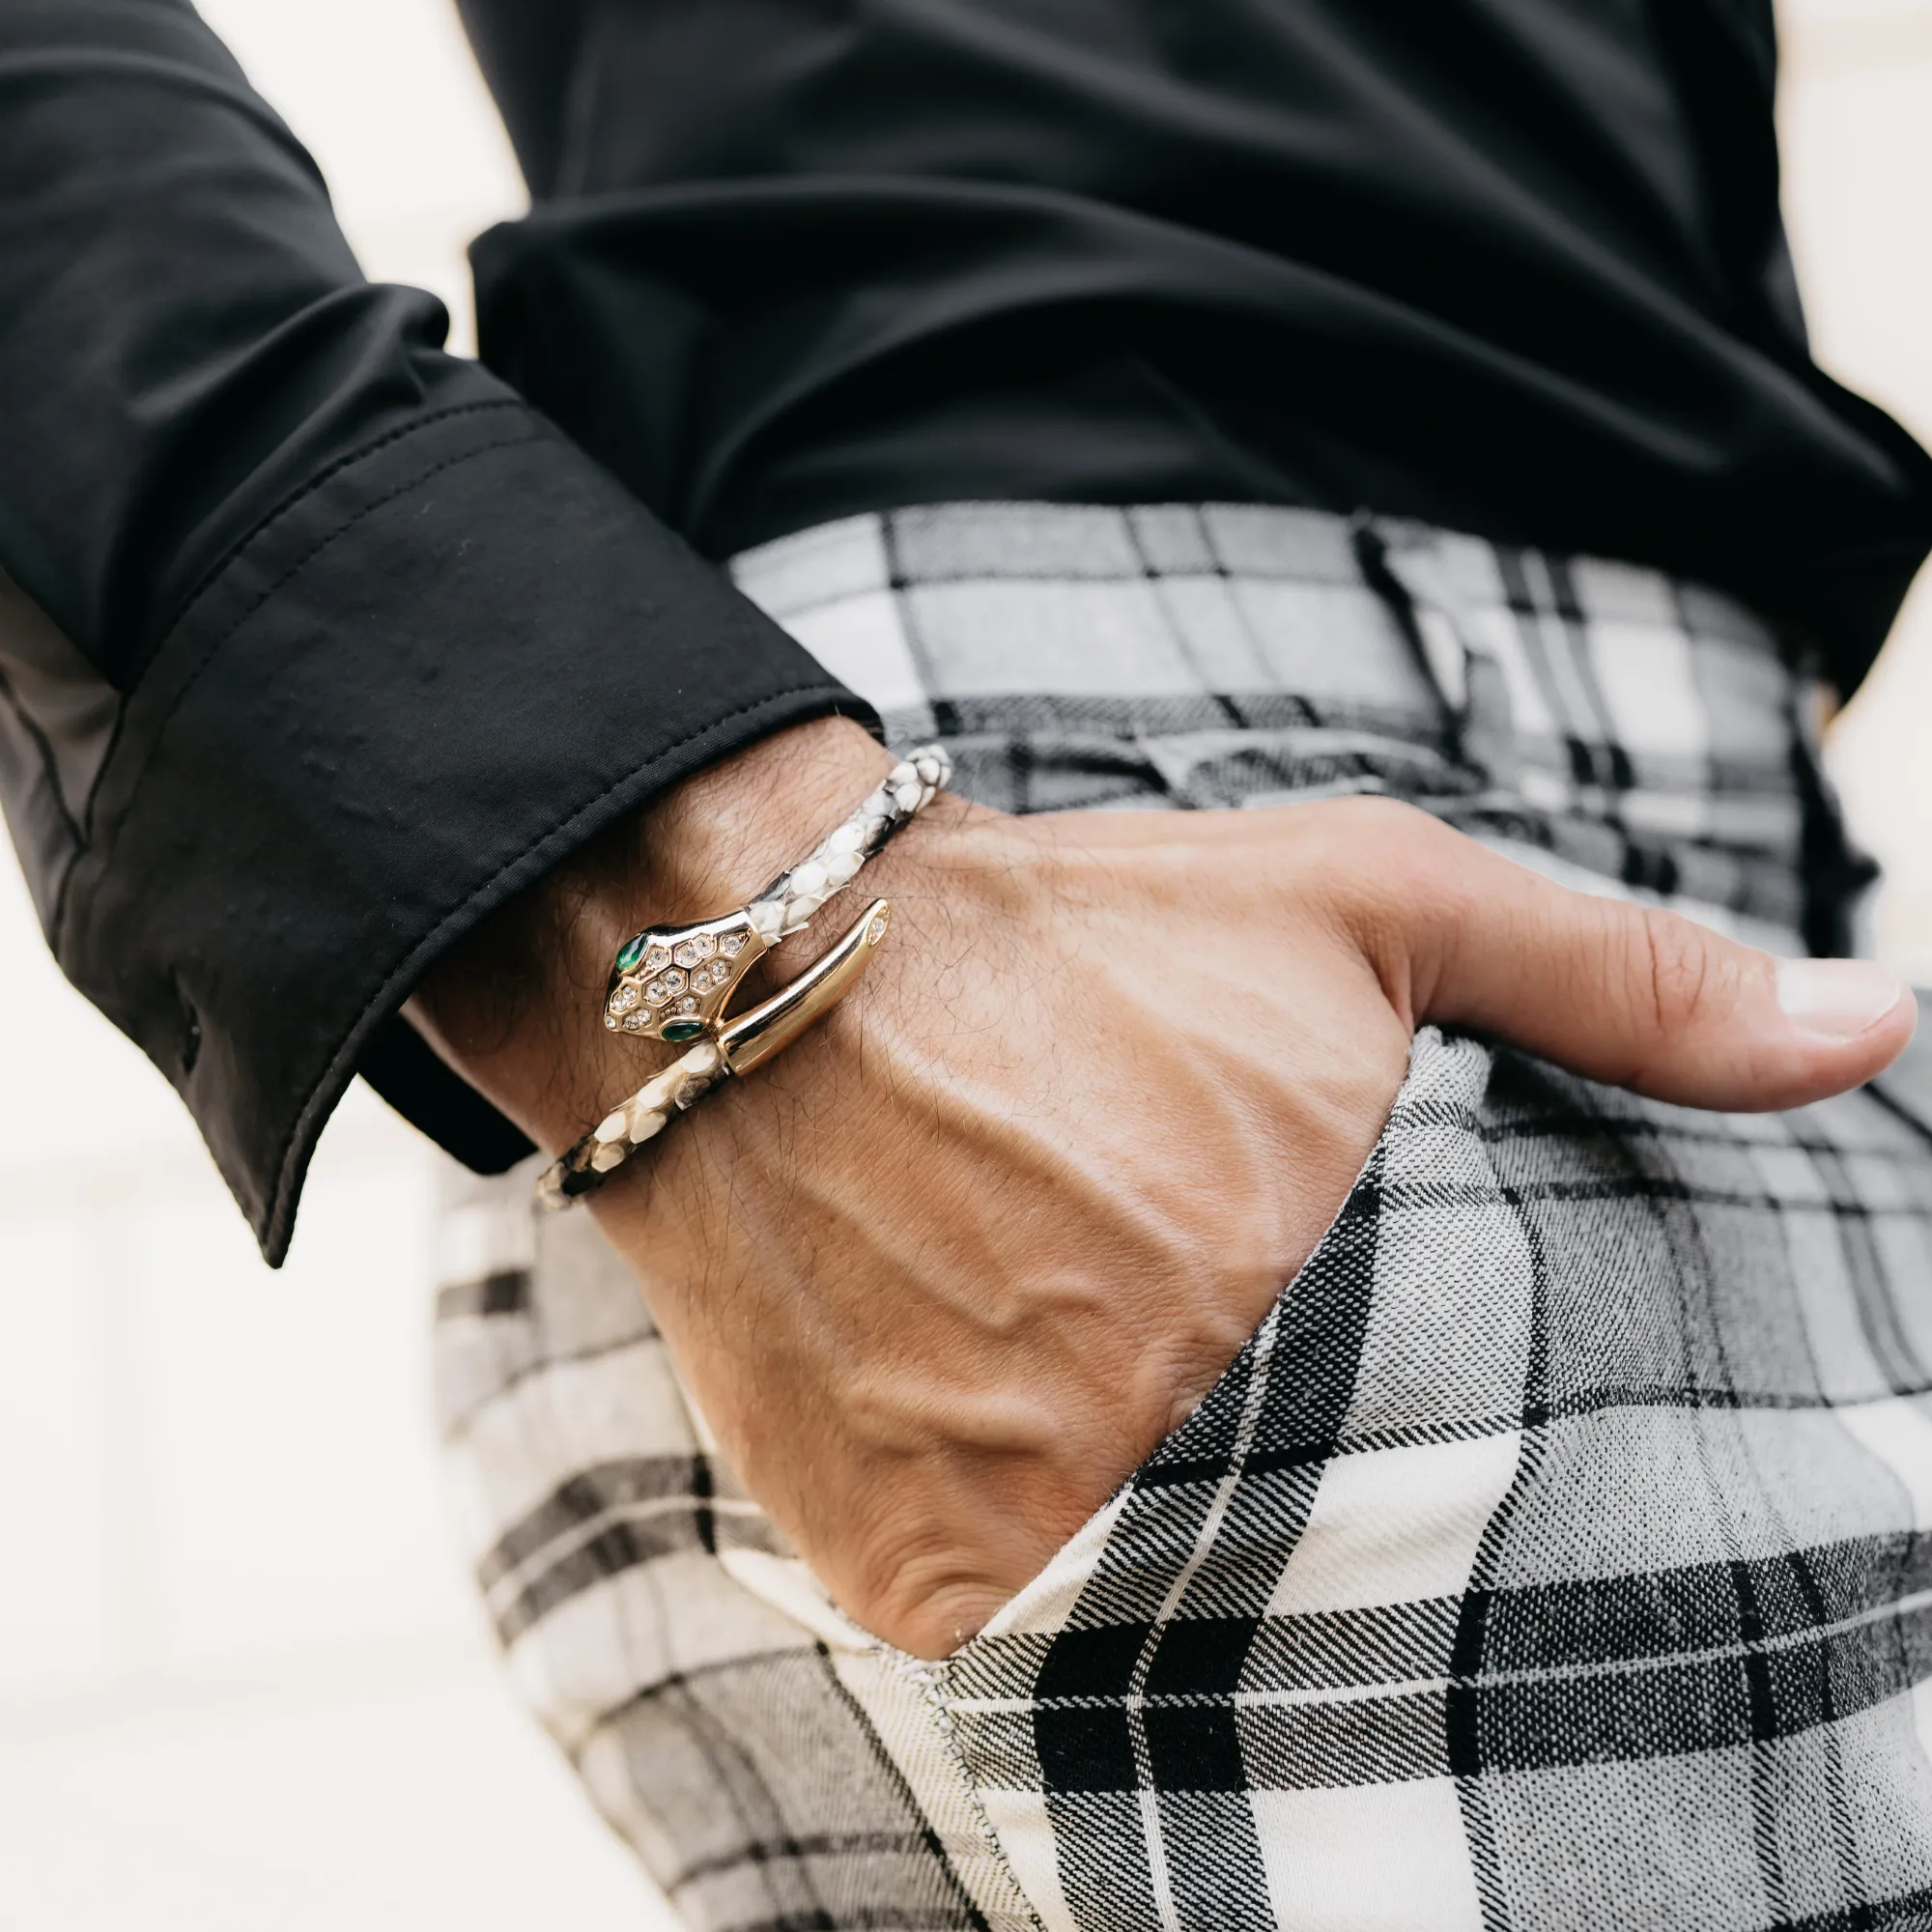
[928,1013,1932,1932]
[927,1026,1520,1932]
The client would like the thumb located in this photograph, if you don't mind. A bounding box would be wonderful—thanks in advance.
[1379,820,1916,1112]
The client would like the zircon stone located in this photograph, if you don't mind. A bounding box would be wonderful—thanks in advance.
[642,945,671,974]
[644,979,668,1005]
[673,940,701,970]
[610,983,641,1015]
[662,1018,705,1043]
[719,931,747,958]
[661,967,687,995]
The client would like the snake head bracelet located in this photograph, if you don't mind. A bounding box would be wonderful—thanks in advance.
[538,745,950,1209]
[598,744,949,1048]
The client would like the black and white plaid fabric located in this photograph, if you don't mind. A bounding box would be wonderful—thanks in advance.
[432,503,1932,1931]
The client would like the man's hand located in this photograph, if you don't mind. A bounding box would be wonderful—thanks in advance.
[412,720,1915,1660]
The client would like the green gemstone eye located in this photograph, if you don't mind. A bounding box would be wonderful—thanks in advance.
[662,1018,705,1043]
[615,933,648,974]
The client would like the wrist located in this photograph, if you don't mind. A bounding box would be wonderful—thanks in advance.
[631,715,896,919]
[409,714,897,1151]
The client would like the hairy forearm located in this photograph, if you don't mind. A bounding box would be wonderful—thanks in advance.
[409,715,895,1153]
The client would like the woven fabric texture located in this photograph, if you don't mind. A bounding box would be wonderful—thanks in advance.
[431,503,1932,1931]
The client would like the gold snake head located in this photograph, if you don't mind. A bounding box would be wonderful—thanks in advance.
[603,912,771,1045]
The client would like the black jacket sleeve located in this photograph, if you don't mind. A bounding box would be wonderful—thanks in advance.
[0,0,867,1262]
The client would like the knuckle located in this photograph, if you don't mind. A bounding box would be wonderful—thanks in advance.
[1289,799,1466,952]
[1291,797,1450,896]
[1627,905,1732,1037]
[1325,793,1436,851]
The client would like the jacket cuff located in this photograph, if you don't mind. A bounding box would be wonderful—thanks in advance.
[55,404,868,1263]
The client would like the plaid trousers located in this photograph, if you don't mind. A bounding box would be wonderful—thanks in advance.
[433,503,1932,1931]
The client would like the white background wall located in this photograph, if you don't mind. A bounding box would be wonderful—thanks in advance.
[1781,0,1932,975]
[0,2,1925,1924]
[0,10,668,1924]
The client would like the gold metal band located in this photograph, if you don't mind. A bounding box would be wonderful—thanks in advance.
[719,899,892,1077]
[535,897,893,1209]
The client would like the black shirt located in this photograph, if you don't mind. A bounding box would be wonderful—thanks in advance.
[0,0,1925,1260]
[464,0,1932,666]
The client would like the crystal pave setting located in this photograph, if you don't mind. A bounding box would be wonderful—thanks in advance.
[604,914,766,1046]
